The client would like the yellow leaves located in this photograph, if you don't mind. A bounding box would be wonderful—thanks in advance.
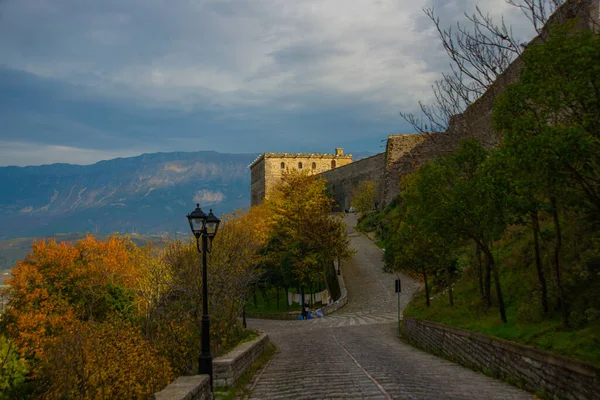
[351,180,379,215]
[41,319,173,400]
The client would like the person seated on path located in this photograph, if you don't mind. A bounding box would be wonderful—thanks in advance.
[302,302,309,320]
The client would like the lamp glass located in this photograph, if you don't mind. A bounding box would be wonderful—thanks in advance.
[187,204,207,236]
[205,210,221,238]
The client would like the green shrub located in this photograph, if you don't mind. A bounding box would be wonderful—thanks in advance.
[0,335,28,400]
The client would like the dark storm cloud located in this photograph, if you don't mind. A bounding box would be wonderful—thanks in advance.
[0,0,536,165]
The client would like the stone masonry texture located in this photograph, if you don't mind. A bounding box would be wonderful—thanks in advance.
[151,375,211,400]
[246,214,533,399]
[319,153,386,211]
[250,150,352,206]
[213,333,270,388]
[403,318,600,400]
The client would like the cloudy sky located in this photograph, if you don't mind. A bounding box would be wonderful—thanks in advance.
[0,0,534,166]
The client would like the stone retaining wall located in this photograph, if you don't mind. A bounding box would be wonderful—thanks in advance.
[151,375,211,400]
[152,334,271,399]
[213,333,270,388]
[245,311,300,320]
[402,317,600,399]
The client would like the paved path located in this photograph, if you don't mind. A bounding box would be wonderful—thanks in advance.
[247,215,531,399]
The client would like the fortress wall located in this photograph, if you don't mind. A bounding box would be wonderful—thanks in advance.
[250,157,266,206]
[319,153,386,211]
[381,0,600,206]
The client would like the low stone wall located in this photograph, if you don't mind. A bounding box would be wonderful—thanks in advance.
[151,375,211,400]
[321,270,348,315]
[403,317,600,399]
[245,311,300,320]
[213,333,270,389]
[152,334,271,399]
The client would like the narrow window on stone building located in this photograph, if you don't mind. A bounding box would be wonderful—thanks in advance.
[312,162,316,169]
[331,160,336,169]
[298,162,303,169]
[281,162,285,169]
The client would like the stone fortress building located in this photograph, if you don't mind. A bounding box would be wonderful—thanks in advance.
[249,149,352,206]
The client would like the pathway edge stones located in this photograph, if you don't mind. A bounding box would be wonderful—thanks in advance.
[403,317,600,399]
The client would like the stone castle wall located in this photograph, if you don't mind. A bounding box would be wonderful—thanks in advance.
[403,318,600,400]
[319,153,386,211]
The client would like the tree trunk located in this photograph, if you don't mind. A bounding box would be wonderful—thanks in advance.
[476,242,484,298]
[276,287,280,310]
[447,266,454,306]
[423,267,430,307]
[484,249,492,308]
[253,288,257,308]
[531,211,549,314]
[262,287,269,307]
[550,197,569,327]
[483,245,507,323]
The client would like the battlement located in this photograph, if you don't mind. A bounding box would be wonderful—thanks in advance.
[249,149,352,169]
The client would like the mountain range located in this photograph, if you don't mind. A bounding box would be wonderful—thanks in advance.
[0,151,258,239]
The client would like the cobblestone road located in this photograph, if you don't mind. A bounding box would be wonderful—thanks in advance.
[247,215,531,400]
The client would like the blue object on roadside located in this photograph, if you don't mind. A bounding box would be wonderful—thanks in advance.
[308,312,312,319]
[298,315,303,320]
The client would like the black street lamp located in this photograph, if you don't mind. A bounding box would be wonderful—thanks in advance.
[187,204,221,388]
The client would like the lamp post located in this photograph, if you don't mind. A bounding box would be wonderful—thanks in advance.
[187,204,221,388]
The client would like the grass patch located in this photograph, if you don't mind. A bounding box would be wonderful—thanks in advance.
[405,264,600,366]
[213,342,277,400]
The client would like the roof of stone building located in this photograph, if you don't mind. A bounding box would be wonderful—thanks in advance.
[249,152,352,169]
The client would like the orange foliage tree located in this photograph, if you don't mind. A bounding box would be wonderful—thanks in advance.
[2,235,173,398]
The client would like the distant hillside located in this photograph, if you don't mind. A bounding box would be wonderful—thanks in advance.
[0,233,166,273]
[0,151,258,239]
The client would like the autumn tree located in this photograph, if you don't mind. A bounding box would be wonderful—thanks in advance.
[40,319,172,400]
[265,170,352,303]
[1,235,173,398]
[147,206,269,373]
[351,180,379,215]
